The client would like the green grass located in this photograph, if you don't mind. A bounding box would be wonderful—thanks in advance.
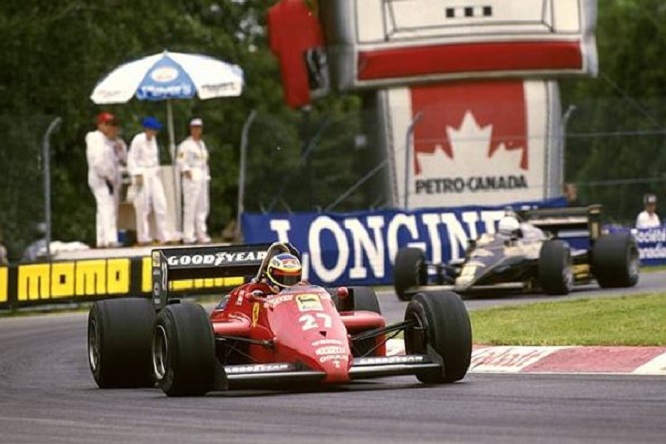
[470,293,666,346]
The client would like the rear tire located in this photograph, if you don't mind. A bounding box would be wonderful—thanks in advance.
[404,291,472,383]
[152,302,215,397]
[592,232,639,288]
[538,240,573,296]
[349,286,381,314]
[394,248,427,301]
[88,298,156,388]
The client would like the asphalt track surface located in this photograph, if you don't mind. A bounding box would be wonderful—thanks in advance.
[0,272,664,444]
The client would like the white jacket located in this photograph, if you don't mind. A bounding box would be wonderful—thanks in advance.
[177,137,210,181]
[86,130,117,188]
[128,132,161,179]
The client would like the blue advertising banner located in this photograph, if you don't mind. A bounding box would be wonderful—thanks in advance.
[242,198,567,287]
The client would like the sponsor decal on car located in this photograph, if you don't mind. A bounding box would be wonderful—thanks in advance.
[356,355,426,366]
[166,251,266,267]
[312,338,344,347]
[264,294,294,309]
[316,346,347,356]
[152,251,161,267]
[296,294,323,311]
[319,354,348,368]
[225,363,295,374]
[252,302,260,327]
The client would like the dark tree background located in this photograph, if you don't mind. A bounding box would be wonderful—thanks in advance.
[0,0,664,258]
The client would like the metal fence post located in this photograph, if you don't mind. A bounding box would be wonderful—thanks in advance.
[404,112,423,210]
[42,117,62,259]
[237,110,257,242]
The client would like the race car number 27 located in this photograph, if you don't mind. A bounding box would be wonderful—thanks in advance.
[299,313,332,331]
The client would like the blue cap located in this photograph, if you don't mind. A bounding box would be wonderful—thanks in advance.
[142,116,162,130]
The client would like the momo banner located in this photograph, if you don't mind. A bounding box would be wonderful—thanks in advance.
[242,198,565,287]
[383,79,562,208]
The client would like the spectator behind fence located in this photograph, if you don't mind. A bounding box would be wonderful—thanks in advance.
[0,228,8,265]
[22,222,48,262]
[86,112,122,248]
[635,193,661,229]
[563,183,582,207]
[177,118,211,245]
[127,117,172,246]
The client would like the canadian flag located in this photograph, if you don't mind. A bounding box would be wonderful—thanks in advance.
[386,79,562,207]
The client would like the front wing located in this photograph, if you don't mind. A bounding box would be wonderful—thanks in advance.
[215,355,440,390]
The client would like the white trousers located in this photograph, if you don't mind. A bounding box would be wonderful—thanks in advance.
[90,183,118,247]
[182,178,209,243]
[133,176,169,244]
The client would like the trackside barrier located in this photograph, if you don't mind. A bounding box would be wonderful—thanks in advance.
[0,256,244,311]
[242,200,666,287]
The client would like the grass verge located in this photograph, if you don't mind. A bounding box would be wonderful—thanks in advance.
[470,293,666,346]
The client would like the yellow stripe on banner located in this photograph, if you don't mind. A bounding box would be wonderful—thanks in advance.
[75,260,107,296]
[142,257,152,293]
[18,263,51,301]
[224,277,244,287]
[107,258,131,294]
[167,276,245,292]
[0,267,7,303]
[51,262,75,298]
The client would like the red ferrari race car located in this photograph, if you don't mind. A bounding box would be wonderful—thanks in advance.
[87,242,472,396]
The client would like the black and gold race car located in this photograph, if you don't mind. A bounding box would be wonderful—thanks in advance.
[393,205,639,300]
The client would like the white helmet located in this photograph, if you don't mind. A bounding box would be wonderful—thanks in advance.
[498,216,520,236]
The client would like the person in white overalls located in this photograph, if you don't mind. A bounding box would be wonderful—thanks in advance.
[177,118,211,244]
[85,112,122,248]
[128,117,171,245]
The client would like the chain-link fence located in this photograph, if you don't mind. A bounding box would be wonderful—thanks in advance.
[2,99,664,262]
[238,98,666,226]
[0,115,57,262]
[564,98,666,224]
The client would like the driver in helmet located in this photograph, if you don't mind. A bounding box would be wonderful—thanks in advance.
[248,252,303,298]
[215,248,303,310]
[498,213,522,239]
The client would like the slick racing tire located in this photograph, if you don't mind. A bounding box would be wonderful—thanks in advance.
[88,298,156,388]
[394,247,427,301]
[404,291,472,384]
[538,240,573,296]
[349,286,381,314]
[153,302,215,397]
[592,232,640,288]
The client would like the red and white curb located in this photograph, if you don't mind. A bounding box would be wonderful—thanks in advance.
[385,339,666,375]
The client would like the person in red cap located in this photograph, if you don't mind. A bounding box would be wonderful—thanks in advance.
[176,117,211,244]
[85,112,123,248]
[127,116,173,245]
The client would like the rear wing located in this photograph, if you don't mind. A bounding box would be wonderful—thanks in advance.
[518,204,603,243]
[151,243,271,308]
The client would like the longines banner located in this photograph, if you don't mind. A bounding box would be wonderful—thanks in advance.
[242,198,569,287]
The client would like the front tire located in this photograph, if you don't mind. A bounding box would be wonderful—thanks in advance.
[88,298,156,388]
[538,240,573,296]
[404,291,472,383]
[394,248,427,301]
[152,302,215,397]
[592,232,639,288]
